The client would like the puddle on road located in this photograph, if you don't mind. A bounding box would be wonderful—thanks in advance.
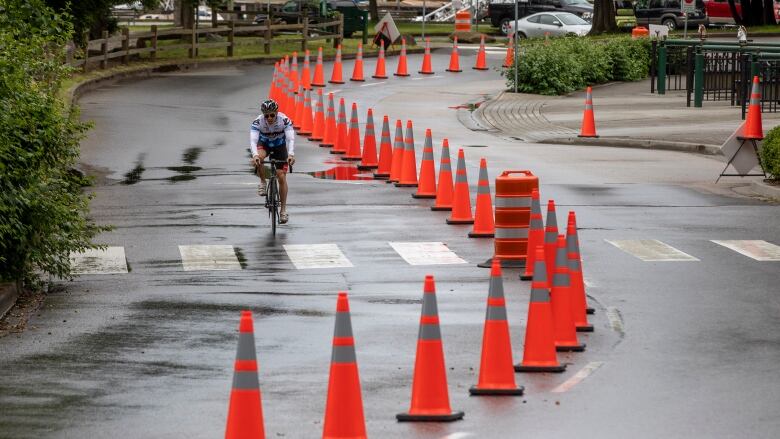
[307,165,375,181]
[166,174,197,183]
[121,154,146,185]
[166,166,202,173]
[182,147,203,165]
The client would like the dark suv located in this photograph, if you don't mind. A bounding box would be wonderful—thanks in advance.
[634,0,708,30]
[272,0,366,36]
[488,0,593,35]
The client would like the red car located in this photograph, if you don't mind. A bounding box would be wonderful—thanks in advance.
[704,0,780,25]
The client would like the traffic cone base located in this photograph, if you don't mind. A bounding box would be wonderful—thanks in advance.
[446,218,474,225]
[587,307,595,314]
[431,206,452,211]
[469,386,524,395]
[412,193,436,199]
[394,73,411,77]
[477,258,524,269]
[397,411,465,422]
[577,324,595,332]
[556,343,586,352]
[396,182,418,188]
[514,363,567,373]
[520,274,533,280]
[468,231,494,238]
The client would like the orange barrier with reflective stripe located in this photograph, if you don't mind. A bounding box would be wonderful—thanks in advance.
[455,11,471,32]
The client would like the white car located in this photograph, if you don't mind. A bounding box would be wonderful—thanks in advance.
[509,12,591,39]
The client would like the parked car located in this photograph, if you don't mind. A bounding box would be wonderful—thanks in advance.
[634,0,708,30]
[488,0,593,35]
[703,0,740,25]
[509,11,592,38]
[615,0,638,30]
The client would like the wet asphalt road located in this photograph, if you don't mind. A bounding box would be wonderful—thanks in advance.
[1,49,779,439]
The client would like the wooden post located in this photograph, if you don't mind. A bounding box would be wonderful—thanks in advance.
[190,26,196,58]
[264,20,272,54]
[302,17,309,52]
[82,31,90,73]
[151,25,158,61]
[227,20,234,57]
[100,30,109,69]
[122,28,130,64]
[336,13,344,49]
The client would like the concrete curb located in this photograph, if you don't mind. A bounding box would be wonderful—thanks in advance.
[750,179,780,200]
[539,136,723,156]
[68,48,426,106]
[0,281,20,320]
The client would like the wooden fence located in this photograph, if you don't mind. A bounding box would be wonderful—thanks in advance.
[69,15,344,72]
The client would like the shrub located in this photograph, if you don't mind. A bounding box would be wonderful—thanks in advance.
[504,36,652,95]
[0,0,106,283]
[760,125,780,179]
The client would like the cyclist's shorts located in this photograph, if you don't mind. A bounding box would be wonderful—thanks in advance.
[259,144,289,172]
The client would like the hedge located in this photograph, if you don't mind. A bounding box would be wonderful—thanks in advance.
[504,36,652,96]
[0,0,106,283]
[760,125,780,180]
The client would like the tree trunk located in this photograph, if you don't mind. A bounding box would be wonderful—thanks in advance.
[369,0,379,21]
[728,0,743,24]
[763,0,777,24]
[589,0,617,34]
[740,0,754,25]
[750,0,765,24]
[177,0,195,29]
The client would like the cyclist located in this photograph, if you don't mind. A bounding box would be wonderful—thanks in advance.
[250,99,295,224]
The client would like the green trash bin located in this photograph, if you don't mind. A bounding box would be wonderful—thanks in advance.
[330,1,367,38]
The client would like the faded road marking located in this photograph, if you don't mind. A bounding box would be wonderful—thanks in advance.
[360,81,386,87]
[70,247,128,275]
[711,240,780,261]
[389,242,467,265]
[283,244,353,269]
[551,361,604,393]
[606,239,699,261]
[441,433,474,439]
[179,245,241,271]
[606,306,624,334]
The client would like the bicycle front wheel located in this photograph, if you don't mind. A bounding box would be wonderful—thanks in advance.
[268,178,278,235]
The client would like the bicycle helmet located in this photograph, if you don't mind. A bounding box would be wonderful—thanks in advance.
[260,99,279,115]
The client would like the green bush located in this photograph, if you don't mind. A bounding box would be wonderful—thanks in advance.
[504,36,651,95]
[0,0,106,283]
[760,125,780,179]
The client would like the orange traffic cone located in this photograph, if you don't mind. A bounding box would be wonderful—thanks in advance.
[343,103,363,161]
[301,49,312,90]
[515,248,567,373]
[225,311,265,439]
[309,88,325,141]
[298,89,314,136]
[387,119,404,183]
[277,76,288,115]
[578,86,598,138]
[329,45,345,84]
[394,38,410,77]
[413,128,436,198]
[447,149,474,224]
[521,189,544,281]
[321,92,337,147]
[268,64,278,102]
[431,139,454,211]
[551,235,585,352]
[469,158,495,238]
[503,42,514,68]
[373,115,393,179]
[312,46,326,87]
[293,85,305,130]
[569,212,594,315]
[543,200,558,282]
[567,217,593,332]
[290,51,300,92]
[473,34,488,71]
[285,81,297,121]
[470,259,525,395]
[351,43,365,82]
[397,276,464,422]
[741,75,764,140]
[331,98,348,154]
[322,292,367,439]
[395,120,418,187]
[373,40,388,79]
[446,37,462,73]
[419,38,434,75]
[358,108,378,169]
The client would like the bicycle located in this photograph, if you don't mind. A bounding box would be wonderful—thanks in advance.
[259,158,291,235]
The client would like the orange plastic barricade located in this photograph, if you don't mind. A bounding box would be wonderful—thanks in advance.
[454,11,471,32]
[479,170,539,269]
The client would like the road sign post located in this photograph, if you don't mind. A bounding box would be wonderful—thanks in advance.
[681,0,696,39]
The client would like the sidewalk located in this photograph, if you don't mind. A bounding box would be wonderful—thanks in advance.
[473,78,780,199]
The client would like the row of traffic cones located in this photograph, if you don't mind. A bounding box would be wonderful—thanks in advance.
[226,249,596,435]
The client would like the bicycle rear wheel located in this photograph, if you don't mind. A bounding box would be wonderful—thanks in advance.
[268,178,278,235]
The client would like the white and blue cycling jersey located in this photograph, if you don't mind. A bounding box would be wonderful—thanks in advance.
[249,111,295,157]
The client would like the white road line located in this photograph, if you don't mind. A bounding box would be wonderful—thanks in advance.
[283,244,353,269]
[605,239,699,261]
[360,81,386,87]
[583,278,596,288]
[329,89,342,94]
[711,240,780,261]
[389,242,467,265]
[179,245,241,271]
[606,306,624,334]
[440,433,474,439]
[70,247,128,275]
[551,361,604,393]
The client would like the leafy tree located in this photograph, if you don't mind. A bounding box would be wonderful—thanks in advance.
[590,0,617,34]
[43,0,161,42]
[0,0,106,283]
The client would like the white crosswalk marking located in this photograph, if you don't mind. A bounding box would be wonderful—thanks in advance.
[283,244,353,269]
[179,245,241,271]
[389,242,467,265]
[606,239,699,261]
[711,240,780,261]
[70,247,128,274]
